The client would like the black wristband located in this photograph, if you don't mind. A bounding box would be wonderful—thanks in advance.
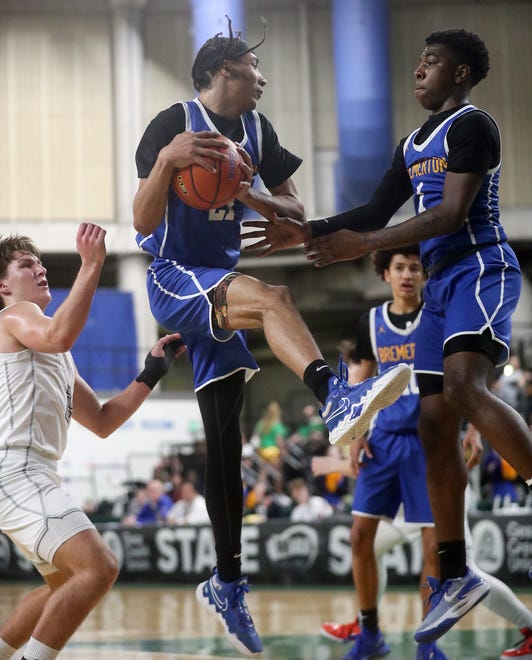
[135,338,184,389]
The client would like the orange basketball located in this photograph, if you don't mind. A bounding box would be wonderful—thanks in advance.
[171,136,244,210]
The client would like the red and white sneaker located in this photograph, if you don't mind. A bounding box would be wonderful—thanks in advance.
[320,619,361,642]
[501,628,532,659]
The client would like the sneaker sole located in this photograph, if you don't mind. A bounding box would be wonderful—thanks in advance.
[329,363,411,447]
[195,581,264,658]
[414,581,490,644]
[319,628,349,643]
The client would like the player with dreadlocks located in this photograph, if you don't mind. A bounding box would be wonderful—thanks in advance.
[133,16,410,658]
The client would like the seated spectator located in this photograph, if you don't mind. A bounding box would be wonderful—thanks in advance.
[123,478,173,525]
[244,471,292,521]
[312,445,351,512]
[481,447,520,507]
[167,480,209,525]
[288,477,333,522]
[291,404,326,445]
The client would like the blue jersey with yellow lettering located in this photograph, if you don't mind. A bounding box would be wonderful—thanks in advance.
[403,104,507,271]
[369,303,420,434]
[136,98,261,269]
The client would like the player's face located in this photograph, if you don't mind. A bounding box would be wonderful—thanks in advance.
[0,252,50,309]
[229,52,267,110]
[384,254,424,304]
[414,44,462,112]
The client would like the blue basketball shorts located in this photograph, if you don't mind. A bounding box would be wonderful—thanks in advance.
[146,258,258,391]
[352,428,434,524]
[415,243,521,376]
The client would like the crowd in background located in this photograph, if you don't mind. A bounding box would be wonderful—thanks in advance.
[82,357,532,527]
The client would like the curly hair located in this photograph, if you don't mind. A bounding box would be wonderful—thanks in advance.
[425,29,490,87]
[372,245,420,280]
[191,15,267,92]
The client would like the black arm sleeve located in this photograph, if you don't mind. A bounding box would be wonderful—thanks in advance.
[352,311,375,362]
[311,141,413,238]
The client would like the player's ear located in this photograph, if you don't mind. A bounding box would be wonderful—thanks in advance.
[455,63,470,84]
[220,59,232,78]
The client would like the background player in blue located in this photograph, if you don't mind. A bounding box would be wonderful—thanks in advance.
[244,28,532,643]
[326,247,445,660]
[132,19,410,658]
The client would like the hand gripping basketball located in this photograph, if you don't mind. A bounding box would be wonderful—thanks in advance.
[171,136,245,210]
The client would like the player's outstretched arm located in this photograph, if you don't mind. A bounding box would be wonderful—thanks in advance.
[72,334,186,438]
[0,223,106,354]
[243,212,312,256]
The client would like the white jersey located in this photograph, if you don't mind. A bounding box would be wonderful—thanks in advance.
[0,348,75,465]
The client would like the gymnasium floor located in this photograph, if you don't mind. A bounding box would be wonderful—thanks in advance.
[1,583,530,659]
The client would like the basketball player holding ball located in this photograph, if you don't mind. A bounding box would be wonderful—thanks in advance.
[134,18,410,658]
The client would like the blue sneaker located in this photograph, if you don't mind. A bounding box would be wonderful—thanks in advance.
[416,641,448,659]
[340,626,391,659]
[196,568,263,657]
[320,360,411,447]
[414,567,490,644]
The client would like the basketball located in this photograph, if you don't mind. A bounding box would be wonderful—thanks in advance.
[171,136,245,210]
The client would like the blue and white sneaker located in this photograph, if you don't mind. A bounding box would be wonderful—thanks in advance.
[414,567,490,644]
[340,626,391,659]
[320,360,411,447]
[196,568,263,657]
[416,641,448,659]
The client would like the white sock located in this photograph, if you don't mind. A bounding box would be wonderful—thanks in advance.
[23,637,59,660]
[0,639,17,659]
[526,477,532,487]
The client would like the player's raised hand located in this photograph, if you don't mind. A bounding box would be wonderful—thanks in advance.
[243,213,312,256]
[305,229,370,267]
[76,223,107,266]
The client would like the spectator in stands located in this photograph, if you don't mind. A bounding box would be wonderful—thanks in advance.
[481,448,520,507]
[251,401,288,468]
[121,484,148,524]
[123,478,173,525]
[167,481,209,525]
[291,403,327,445]
[167,472,184,503]
[313,445,351,512]
[288,478,333,522]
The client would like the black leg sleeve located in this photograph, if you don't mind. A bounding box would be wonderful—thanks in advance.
[196,370,246,583]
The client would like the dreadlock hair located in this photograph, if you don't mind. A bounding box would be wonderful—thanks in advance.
[191,15,267,92]
[372,245,421,280]
[425,29,490,87]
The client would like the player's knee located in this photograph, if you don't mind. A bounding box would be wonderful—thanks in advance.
[264,283,296,311]
[350,524,372,556]
[443,375,483,416]
[96,547,120,591]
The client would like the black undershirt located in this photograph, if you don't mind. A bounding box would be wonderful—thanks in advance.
[311,105,500,237]
[135,102,302,190]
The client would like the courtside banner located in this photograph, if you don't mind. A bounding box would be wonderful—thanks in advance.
[0,515,530,584]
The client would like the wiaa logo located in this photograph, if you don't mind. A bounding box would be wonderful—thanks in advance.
[265,524,319,569]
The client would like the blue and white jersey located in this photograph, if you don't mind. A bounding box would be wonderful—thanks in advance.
[403,104,507,271]
[369,303,420,434]
[136,98,262,270]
